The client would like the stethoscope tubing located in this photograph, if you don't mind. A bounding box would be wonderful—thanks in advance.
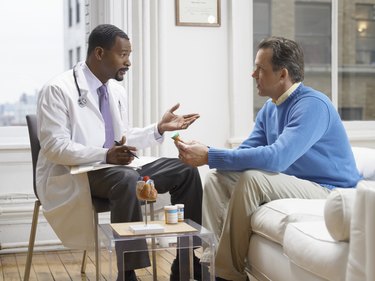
[73,65,88,108]
[72,64,123,121]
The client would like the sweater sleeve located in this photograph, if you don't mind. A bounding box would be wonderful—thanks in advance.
[208,96,330,171]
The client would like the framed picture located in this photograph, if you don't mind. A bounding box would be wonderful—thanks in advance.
[175,0,221,27]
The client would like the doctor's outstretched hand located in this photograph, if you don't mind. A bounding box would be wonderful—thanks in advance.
[106,136,137,165]
[174,140,209,167]
[157,103,200,135]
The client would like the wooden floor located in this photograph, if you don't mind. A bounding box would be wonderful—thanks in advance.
[0,248,177,281]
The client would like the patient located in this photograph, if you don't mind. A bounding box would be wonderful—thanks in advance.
[175,36,361,281]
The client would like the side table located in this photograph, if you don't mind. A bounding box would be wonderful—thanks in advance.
[99,219,215,281]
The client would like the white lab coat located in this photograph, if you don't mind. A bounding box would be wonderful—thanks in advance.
[36,62,162,250]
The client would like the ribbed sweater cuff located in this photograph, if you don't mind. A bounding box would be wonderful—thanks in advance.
[208,147,229,169]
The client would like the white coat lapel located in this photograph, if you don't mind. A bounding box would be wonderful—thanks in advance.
[74,63,102,119]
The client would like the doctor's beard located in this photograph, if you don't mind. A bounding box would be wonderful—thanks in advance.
[114,67,129,81]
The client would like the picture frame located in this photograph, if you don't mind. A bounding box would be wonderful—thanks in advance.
[175,0,221,27]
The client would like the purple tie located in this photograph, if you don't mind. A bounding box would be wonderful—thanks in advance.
[98,85,115,148]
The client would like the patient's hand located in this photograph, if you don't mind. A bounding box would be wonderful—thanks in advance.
[175,141,209,167]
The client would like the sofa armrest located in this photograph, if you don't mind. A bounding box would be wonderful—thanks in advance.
[352,147,375,180]
[324,188,356,241]
[346,181,375,281]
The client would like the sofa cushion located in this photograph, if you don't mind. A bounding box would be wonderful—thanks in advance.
[283,221,349,281]
[324,187,356,242]
[251,198,325,245]
[352,146,375,180]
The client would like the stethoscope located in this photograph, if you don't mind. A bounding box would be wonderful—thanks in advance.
[73,65,88,108]
[73,65,123,117]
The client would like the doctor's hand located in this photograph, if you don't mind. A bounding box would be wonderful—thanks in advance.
[175,140,209,167]
[106,143,137,165]
[157,103,200,135]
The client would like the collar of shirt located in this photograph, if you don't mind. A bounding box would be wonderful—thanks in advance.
[82,62,107,105]
[272,82,301,106]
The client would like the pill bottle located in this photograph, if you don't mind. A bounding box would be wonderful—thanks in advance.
[176,204,184,222]
[164,205,178,224]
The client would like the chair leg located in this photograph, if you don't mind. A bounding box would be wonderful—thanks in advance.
[82,211,100,280]
[81,250,87,274]
[24,200,41,281]
[94,211,100,281]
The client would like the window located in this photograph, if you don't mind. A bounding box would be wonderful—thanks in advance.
[69,49,74,70]
[0,0,64,126]
[253,0,375,122]
[338,1,375,121]
[295,2,332,100]
[76,46,81,63]
[295,2,331,65]
[253,0,271,56]
[339,107,363,120]
[355,4,375,65]
[253,0,271,117]
[68,0,73,27]
[76,0,80,24]
[0,0,86,127]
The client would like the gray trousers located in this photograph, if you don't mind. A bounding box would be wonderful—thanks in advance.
[88,157,203,275]
[202,170,330,281]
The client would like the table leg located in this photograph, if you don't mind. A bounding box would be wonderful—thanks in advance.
[189,235,194,280]
[152,239,157,281]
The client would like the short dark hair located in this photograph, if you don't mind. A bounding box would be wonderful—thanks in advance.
[258,37,304,83]
[87,24,129,57]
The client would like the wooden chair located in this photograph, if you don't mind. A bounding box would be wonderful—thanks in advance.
[24,114,110,281]
[24,114,157,281]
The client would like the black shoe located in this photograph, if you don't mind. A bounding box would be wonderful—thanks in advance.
[117,270,137,281]
[169,255,202,281]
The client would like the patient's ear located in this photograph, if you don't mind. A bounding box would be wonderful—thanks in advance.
[280,68,288,80]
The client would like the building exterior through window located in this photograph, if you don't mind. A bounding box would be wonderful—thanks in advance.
[0,0,86,126]
[253,0,375,121]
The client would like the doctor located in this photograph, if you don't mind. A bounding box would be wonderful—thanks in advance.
[36,24,202,281]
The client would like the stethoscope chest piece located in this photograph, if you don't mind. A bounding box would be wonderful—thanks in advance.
[78,96,87,107]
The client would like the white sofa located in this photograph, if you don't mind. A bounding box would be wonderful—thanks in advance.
[246,147,375,281]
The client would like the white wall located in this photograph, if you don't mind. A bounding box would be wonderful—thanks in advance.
[146,1,232,180]
[156,1,231,180]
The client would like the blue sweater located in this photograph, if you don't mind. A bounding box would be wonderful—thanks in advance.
[208,84,361,188]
